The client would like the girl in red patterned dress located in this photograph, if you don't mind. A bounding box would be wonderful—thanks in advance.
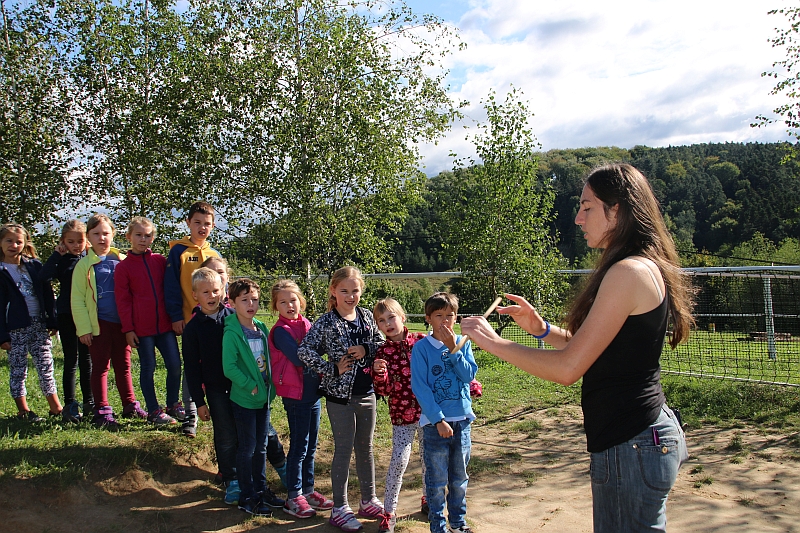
[371,298,427,533]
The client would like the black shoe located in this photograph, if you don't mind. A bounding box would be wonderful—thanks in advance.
[182,414,197,438]
[239,496,273,517]
[16,410,42,422]
[62,401,83,423]
[261,487,285,508]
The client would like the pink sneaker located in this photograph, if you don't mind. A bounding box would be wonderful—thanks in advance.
[305,490,334,511]
[122,401,147,419]
[358,496,384,518]
[330,505,363,532]
[283,494,315,518]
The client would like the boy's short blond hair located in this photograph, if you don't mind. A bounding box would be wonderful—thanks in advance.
[191,267,222,291]
[373,298,406,320]
[424,292,459,317]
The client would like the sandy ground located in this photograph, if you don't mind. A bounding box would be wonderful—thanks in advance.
[2,405,799,533]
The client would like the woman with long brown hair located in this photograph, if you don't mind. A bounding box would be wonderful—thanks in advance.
[461,163,693,532]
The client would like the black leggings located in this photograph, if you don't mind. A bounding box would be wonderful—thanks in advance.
[58,313,93,406]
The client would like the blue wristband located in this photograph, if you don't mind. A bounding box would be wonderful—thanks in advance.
[531,320,550,339]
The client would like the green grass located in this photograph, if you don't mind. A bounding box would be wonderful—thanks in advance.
[2,325,800,487]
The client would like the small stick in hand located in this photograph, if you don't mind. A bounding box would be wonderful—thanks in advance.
[451,296,503,354]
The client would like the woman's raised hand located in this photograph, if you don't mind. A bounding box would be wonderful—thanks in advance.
[498,293,547,336]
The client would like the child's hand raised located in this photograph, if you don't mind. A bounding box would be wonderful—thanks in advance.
[372,358,387,376]
[439,323,457,352]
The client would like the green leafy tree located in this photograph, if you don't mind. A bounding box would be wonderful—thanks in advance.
[55,0,212,240]
[219,0,461,306]
[440,88,566,322]
[1,1,75,230]
[754,6,800,159]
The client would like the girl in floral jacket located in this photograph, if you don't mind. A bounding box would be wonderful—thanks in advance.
[371,298,427,533]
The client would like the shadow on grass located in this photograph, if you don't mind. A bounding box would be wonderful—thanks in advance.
[0,415,210,488]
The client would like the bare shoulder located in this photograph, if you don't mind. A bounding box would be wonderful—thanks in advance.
[605,256,664,312]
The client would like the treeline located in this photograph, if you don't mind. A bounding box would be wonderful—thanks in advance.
[391,143,800,270]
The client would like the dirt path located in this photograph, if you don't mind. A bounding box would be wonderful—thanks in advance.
[3,406,799,533]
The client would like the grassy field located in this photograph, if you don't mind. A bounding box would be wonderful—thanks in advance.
[1,319,799,488]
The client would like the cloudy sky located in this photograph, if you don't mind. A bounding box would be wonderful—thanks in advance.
[400,0,793,174]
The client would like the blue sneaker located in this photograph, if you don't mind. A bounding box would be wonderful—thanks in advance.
[239,495,273,517]
[224,480,240,505]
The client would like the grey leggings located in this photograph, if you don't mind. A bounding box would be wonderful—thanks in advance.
[326,393,377,508]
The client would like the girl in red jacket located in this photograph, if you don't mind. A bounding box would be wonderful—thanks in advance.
[268,279,333,519]
[115,217,182,426]
[371,298,427,533]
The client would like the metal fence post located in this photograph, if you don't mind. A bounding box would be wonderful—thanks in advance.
[763,277,777,361]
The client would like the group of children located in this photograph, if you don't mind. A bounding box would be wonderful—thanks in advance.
[0,201,480,533]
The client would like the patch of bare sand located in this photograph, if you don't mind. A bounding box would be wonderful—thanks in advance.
[2,406,799,533]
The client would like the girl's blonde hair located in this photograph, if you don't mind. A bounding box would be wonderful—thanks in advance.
[373,297,405,320]
[201,256,232,278]
[270,279,307,313]
[0,223,37,261]
[126,216,156,238]
[327,266,365,312]
[60,219,86,241]
[86,213,116,235]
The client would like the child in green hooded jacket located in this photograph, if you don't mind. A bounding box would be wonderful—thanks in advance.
[222,278,283,517]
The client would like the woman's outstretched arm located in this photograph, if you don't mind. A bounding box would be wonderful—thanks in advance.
[461,260,657,385]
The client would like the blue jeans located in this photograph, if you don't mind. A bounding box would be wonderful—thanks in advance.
[590,405,688,533]
[206,390,238,483]
[136,331,181,414]
[283,397,321,498]
[231,400,270,503]
[423,419,471,533]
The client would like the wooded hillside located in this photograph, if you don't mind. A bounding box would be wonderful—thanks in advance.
[392,142,800,270]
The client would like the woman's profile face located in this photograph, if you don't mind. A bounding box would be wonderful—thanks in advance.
[575,185,617,249]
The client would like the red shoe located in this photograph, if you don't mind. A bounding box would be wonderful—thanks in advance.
[283,494,316,518]
[305,490,334,511]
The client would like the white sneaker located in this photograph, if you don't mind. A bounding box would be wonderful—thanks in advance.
[330,505,363,532]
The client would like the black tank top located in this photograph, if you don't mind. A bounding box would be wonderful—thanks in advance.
[581,295,668,453]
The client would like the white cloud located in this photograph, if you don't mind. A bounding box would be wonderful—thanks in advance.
[411,0,792,174]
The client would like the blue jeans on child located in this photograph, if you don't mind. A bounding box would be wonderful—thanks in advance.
[136,331,181,414]
[590,405,688,533]
[231,401,270,503]
[422,419,471,533]
[206,390,238,483]
[283,397,321,498]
